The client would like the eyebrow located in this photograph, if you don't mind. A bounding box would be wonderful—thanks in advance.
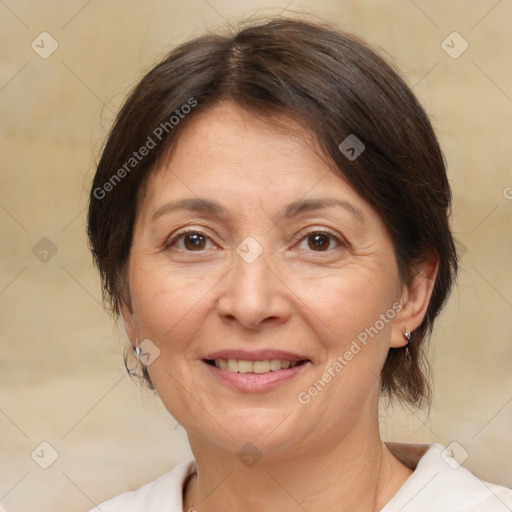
[150,197,365,223]
[282,198,365,223]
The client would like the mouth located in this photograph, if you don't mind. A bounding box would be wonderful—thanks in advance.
[202,350,311,392]
[203,358,308,373]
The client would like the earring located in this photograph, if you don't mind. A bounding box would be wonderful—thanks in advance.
[134,340,142,358]
[404,329,412,360]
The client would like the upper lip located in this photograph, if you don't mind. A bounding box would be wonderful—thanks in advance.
[203,349,308,362]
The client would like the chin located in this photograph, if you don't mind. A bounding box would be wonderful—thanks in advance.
[217,407,317,458]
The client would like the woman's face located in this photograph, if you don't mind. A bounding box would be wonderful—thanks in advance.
[123,102,410,456]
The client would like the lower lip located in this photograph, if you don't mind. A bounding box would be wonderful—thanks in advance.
[203,361,311,392]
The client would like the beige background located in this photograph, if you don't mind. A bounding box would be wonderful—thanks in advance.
[1,1,511,510]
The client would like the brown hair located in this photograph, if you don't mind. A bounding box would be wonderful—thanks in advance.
[87,18,457,406]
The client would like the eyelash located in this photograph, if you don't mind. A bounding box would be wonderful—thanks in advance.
[165,228,345,252]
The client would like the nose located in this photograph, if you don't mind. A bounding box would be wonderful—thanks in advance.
[216,245,292,331]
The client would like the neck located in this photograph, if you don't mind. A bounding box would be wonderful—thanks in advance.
[183,416,412,512]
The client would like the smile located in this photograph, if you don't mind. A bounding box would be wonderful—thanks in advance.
[206,359,304,373]
[203,356,311,392]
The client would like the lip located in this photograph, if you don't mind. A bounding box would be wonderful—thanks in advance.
[202,350,311,393]
[202,349,307,362]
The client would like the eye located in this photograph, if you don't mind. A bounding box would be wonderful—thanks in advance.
[296,229,343,252]
[165,230,214,251]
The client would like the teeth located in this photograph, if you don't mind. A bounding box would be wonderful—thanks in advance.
[269,359,282,371]
[253,360,270,374]
[213,359,301,373]
[237,360,253,374]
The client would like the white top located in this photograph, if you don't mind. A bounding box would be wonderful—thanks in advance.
[91,443,512,511]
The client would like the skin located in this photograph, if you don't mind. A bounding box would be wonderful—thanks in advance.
[121,102,438,512]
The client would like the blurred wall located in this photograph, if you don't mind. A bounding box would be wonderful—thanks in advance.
[0,1,511,510]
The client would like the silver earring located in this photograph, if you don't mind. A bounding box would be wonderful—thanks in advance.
[134,341,141,358]
[404,329,412,360]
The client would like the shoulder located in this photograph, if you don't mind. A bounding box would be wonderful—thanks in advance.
[89,460,196,512]
[384,443,512,512]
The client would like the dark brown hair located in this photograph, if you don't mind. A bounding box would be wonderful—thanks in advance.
[87,17,457,406]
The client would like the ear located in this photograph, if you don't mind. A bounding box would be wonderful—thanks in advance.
[389,254,439,348]
[120,299,138,349]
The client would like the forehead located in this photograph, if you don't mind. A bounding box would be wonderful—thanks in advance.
[138,102,369,218]
[167,102,327,176]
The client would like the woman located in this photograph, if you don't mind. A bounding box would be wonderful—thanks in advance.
[87,18,512,512]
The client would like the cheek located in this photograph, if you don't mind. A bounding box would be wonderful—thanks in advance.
[291,266,397,351]
[290,272,397,428]
[128,258,220,347]
[127,260,222,419]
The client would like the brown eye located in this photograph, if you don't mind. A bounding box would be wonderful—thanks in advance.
[183,233,207,250]
[307,233,332,251]
[166,231,213,251]
[295,230,343,253]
